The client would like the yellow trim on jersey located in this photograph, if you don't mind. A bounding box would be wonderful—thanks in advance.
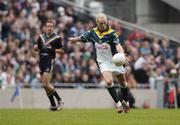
[115,32,120,38]
[93,27,114,39]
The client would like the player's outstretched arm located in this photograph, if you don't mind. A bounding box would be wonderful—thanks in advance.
[116,44,125,54]
[116,44,129,65]
[68,36,82,44]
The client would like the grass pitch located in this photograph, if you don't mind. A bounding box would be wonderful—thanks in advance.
[0,109,179,125]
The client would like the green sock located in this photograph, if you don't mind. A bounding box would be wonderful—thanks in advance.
[117,89,124,102]
[121,86,129,102]
[107,86,120,103]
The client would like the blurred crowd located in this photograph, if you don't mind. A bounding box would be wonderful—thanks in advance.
[0,0,180,94]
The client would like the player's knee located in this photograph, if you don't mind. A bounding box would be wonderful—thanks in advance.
[120,82,128,88]
[106,80,114,87]
[42,83,49,89]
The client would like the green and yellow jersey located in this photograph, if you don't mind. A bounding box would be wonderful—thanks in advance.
[80,26,121,63]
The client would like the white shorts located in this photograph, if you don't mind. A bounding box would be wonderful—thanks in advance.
[98,62,125,74]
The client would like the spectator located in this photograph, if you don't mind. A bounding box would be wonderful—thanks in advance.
[0,0,179,90]
[133,48,152,86]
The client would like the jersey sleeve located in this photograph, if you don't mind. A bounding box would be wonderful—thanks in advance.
[37,37,43,49]
[112,31,121,45]
[53,37,63,49]
[80,31,91,43]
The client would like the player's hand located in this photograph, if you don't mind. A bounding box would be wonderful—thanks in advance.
[68,37,76,44]
[55,49,64,54]
[124,54,130,65]
[68,37,82,44]
[33,45,39,52]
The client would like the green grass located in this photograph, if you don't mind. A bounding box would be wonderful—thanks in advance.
[0,109,180,125]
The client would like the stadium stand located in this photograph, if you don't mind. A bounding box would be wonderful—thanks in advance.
[0,0,179,108]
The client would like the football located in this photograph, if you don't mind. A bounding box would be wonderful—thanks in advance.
[112,53,126,66]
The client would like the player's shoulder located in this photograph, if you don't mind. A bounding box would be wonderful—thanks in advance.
[92,27,97,31]
[104,26,115,36]
[39,33,46,38]
[37,33,44,42]
[54,33,60,37]
[38,33,46,40]
[39,33,44,38]
[52,33,60,37]
[87,28,95,34]
[51,33,61,40]
[108,27,116,35]
[110,28,120,38]
[81,29,94,37]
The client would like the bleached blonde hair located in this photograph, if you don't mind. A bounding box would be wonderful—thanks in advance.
[96,13,107,23]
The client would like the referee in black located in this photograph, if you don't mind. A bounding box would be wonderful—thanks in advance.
[34,20,64,111]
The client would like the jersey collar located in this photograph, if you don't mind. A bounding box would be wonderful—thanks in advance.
[93,26,114,39]
[45,32,55,39]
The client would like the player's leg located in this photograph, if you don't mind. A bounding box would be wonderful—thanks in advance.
[52,89,64,110]
[41,72,59,110]
[115,73,130,113]
[41,72,57,111]
[49,60,64,110]
[51,88,64,111]
[102,71,123,113]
